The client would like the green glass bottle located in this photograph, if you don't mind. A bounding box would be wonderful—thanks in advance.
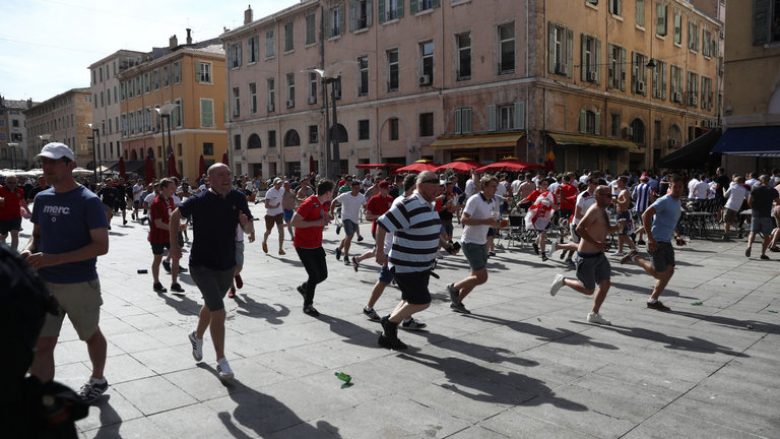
[334,371,351,384]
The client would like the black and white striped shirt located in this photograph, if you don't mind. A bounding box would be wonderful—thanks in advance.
[378,192,441,273]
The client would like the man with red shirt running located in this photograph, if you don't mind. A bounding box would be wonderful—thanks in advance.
[0,176,28,250]
[149,179,185,294]
[352,181,393,269]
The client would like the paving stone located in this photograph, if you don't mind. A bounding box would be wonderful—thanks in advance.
[111,375,197,416]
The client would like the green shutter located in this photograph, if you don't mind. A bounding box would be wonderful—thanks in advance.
[579,109,586,133]
[410,0,418,15]
[349,0,357,32]
[397,0,404,18]
[753,0,771,45]
[514,101,525,130]
[565,29,573,78]
[432,0,440,7]
[594,38,601,83]
[378,0,386,23]
[580,34,587,81]
[339,4,345,36]
[594,111,601,135]
[620,48,627,90]
[454,108,462,133]
[367,0,373,26]
[548,23,556,74]
[486,104,496,131]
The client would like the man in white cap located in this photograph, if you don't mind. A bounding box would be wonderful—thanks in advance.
[262,177,286,255]
[21,142,110,405]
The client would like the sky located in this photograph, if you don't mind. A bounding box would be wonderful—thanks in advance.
[0,0,300,103]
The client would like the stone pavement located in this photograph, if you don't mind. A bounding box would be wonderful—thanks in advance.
[24,202,780,439]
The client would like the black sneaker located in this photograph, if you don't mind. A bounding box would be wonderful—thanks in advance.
[357,235,364,242]
[363,307,381,321]
[447,283,460,305]
[380,315,399,341]
[153,282,167,293]
[335,247,342,260]
[637,239,646,246]
[450,302,471,314]
[401,318,427,331]
[79,378,108,404]
[745,247,751,258]
[162,260,171,273]
[336,225,342,235]
[344,257,351,265]
[352,257,359,272]
[646,300,671,312]
[541,252,548,261]
[296,284,306,298]
[178,266,188,273]
[378,334,408,350]
[303,305,320,317]
[760,254,770,260]
[532,243,539,255]
[170,283,185,295]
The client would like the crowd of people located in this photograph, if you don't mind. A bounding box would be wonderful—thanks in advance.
[3,141,780,409]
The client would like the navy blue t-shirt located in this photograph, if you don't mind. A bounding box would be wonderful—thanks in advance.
[31,185,109,283]
[178,189,252,270]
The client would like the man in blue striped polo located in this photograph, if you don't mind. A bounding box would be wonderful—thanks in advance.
[375,171,442,350]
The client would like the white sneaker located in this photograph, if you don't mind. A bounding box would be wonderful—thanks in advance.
[549,274,565,297]
[587,312,611,325]
[188,331,203,362]
[612,251,626,257]
[217,358,234,380]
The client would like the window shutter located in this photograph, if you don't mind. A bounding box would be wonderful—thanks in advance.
[565,29,574,78]
[487,104,496,131]
[325,10,332,37]
[548,24,556,74]
[432,0,440,7]
[350,0,358,32]
[753,0,771,45]
[580,34,587,81]
[608,45,614,87]
[594,38,601,82]
[454,108,462,133]
[620,48,627,90]
[397,0,404,18]
[594,111,601,135]
[464,108,472,132]
[378,0,386,23]
[339,4,345,35]
[579,109,586,133]
[514,101,525,130]
[366,0,374,26]
[410,0,418,15]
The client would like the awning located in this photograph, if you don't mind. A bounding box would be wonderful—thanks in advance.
[431,131,525,150]
[657,128,722,169]
[111,160,145,174]
[547,132,639,153]
[711,126,780,157]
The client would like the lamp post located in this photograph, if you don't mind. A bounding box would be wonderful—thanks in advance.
[86,124,100,183]
[156,104,177,176]
[7,142,19,169]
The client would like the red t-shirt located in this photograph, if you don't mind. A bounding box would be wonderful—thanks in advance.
[294,195,327,249]
[148,195,175,244]
[0,186,25,220]
[558,183,578,211]
[366,194,393,236]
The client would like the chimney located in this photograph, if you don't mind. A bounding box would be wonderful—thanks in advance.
[27,98,33,109]
[244,5,253,25]
[186,28,192,45]
[169,34,178,49]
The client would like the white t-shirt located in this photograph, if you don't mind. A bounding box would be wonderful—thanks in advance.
[461,193,497,245]
[496,182,507,198]
[132,183,144,201]
[464,179,477,198]
[724,183,748,212]
[144,192,156,206]
[572,190,596,225]
[265,186,284,216]
[691,180,709,199]
[334,192,366,222]
[171,194,182,207]
[511,179,522,194]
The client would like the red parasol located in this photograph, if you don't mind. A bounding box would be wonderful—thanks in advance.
[434,160,480,173]
[222,152,229,165]
[144,155,156,184]
[167,153,180,178]
[475,157,543,173]
[393,159,439,174]
[117,156,126,179]
[198,154,206,178]
[355,163,403,170]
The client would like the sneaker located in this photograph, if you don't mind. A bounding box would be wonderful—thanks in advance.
[78,377,108,404]
[587,312,612,325]
[380,315,398,341]
[153,282,167,293]
[450,302,471,314]
[401,318,427,331]
[303,305,320,317]
[488,251,497,257]
[228,287,236,298]
[279,249,286,256]
[760,254,770,260]
[447,283,460,305]
[123,219,128,225]
[620,249,638,265]
[216,358,234,380]
[178,265,188,273]
[771,246,780,253]
[262,242,268,254]
[363,307,381,321]
[296,284,306,298]
[344,258,351,265]
[722,233,730,241]
[162,260,171,273]
[352,257,359,272]
[336,225,342,235]
[378,334,408,350]
[357,235,364,242]
[541,252,548,261]
[170,283,185,295]
[188,331,203,362]
[612,251,626,257]
[745,247,751,258]
[234,274,243,289]
[559,248,567,260]
[549,274,565,297]
[335,247,342,260]
[646,300,671,312]
[532,243,539,255]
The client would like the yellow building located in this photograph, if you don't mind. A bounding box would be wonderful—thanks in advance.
[118,32,227,182]
[23,88,93,167]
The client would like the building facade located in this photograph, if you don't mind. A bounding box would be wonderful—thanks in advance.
[222,0,722,178]
[0,96,35,169]
[24,88,93,167]
[89,50,146,169]
[117,33,228,181]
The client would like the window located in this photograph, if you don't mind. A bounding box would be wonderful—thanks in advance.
[358,56,369,96]
[548,23,573,76]
[197,62,212,83]
[413,0,438,13]
[350,0,371,31]
[308,125,318,144]
[611,113,621,137]
[389,117,399,140]
[306,13,317,44]
[232,87,240,117]
[454,107,472,134]
[286,73,295,108]
[652,60,667,99]
[387,49,399,92]
[308,73,318,104]
[381,0,403,22]
[752,0,780,44]
[332,77,342,99]
[608,0,621,16]
[674,10,682,44]
[688,21,699,51]
[654,120,662,141]
[265,30,275,58]
[419,113,434,137]
[267,78,275,112]
[498,105,515,130]
[419,41,434,85]
[357,120,370,140]
[701,76,713,110]
[248,133,261,149]
[579,109,599,134]
[608,44,627,90]
[248,35,259,63]
[284,22,294,52]
[329,5,344,37]
[631,52,648,95]
[581,34,601,83]
[144,73,150,92]
[201,99,215,127]
[702,28,713,57]
[456,32,471,80]
[268,130,277,147]
[172,99,182,127]
[655,2,668,36]
[585,0,598,5]
[498,22,515,74]
[284,130,300,147]
[670,65,683,101]
[631,119,645,144]
[173,61,181,83]
[235,134,242,150]
[162,66,169,86]
[636,0,645,27]
[687,72,699,106]
[229,43,242,68]
[203,143,214,156]
[249,82,257,114]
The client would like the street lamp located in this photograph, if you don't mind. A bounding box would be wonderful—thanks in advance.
[156,104,177,176]
[86,123,100,183]
[7,142,19,169]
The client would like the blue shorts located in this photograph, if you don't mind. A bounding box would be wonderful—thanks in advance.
[378,264,393,284]
[283,209,294,222]
[343,219,358,237]
[462,242,488,271]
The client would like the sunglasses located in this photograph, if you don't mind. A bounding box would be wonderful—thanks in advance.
[421,178,440,184]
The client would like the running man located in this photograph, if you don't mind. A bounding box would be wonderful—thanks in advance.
[148,178,185,294]
[282,180,297,241]
[0,175,28,250]
[262,177,285,255]
[331,181,366,265]
[353,180,393,269]
[614,176,637,256]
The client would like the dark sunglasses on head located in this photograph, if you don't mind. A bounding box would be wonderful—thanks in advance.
[421,178,439,184]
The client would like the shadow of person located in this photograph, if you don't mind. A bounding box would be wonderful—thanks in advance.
[158,289,201,316]
[235,295,290,325]
[671,310,780,335]
[91,394,122,439]
[197,365,342,438]
[465,314,619,350]
[397,351,587,411]
[415,331,539,369]
[610,281,698,300]
[318,314,383,348]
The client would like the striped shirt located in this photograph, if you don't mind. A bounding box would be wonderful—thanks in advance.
[378,192,441,273]
[632,183,655,214]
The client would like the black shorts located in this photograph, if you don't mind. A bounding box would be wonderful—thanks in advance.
[0,217,22,234]
[150,242,170,255]
[190,265,234,311]
[392,270,432,305]
[651,241,675,272]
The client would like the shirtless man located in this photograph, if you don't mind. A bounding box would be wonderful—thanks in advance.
[614,176,637,256]
[549,185,626,325]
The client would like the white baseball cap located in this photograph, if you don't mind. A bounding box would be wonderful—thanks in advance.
[36,142,75,162]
